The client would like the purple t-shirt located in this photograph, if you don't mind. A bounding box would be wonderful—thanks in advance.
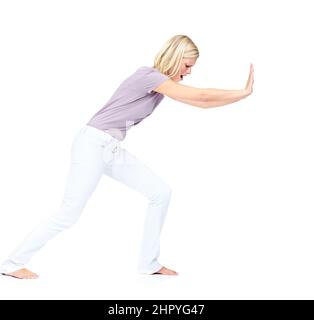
[86,66,169,140]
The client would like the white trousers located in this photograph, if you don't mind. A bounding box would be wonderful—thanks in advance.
[0,125,172,274]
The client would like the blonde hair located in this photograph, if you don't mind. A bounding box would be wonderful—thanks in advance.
[154,35,199,78]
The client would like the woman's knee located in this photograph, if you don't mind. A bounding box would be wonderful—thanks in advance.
[49,214,80,231]
[149,183,172,203]
[49,201,85,231]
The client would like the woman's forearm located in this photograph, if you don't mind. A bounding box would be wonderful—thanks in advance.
[204,88,248,102]
[205,89,249,108]
[180,88,249,108]
[176,90,249,109]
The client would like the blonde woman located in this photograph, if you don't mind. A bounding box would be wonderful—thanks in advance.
[1,35,254,279]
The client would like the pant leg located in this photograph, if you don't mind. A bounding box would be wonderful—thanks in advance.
[1,125,172,275]
[0,128,106,273]
[104,146,172,274]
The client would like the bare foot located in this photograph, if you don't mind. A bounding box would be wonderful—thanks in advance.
[152,266,178,276]
[2,268,39,279]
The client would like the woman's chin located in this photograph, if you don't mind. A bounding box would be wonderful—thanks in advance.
[171,76,182,82]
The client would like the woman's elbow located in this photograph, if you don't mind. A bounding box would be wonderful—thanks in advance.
[199,90,210,103]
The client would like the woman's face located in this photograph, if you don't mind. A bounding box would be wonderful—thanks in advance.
[172,57,197,82]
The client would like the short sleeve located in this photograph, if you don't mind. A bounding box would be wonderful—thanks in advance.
[140,67,170,94]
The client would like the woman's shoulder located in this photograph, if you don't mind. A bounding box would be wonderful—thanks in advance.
[136,66,162,74]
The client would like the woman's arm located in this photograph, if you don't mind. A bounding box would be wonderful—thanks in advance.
[154,64,254,109]
[172,89,250,108]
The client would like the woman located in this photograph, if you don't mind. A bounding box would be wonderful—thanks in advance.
[0,35,254,279]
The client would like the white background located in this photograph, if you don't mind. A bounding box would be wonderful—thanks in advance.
[0,0,313,299]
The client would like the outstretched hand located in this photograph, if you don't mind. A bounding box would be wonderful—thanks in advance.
[245,64,254,96]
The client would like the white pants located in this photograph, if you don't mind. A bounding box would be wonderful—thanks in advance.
[0,125,172,274]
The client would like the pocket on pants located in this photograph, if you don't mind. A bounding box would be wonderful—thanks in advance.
[101,140,120,165]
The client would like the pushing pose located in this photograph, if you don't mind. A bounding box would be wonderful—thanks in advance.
[0,35,254,279]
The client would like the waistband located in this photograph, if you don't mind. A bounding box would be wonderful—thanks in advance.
[79,125,120,143]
